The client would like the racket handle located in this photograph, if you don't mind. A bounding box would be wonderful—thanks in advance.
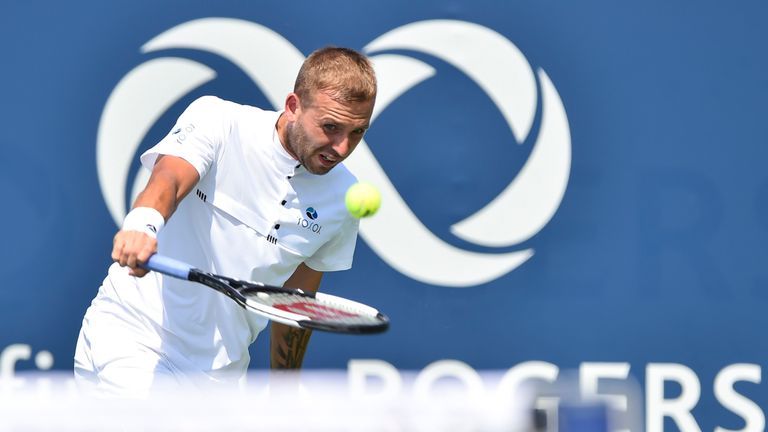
[143,254,193,280]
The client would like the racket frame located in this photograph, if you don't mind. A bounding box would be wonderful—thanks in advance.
[147,255,389,334]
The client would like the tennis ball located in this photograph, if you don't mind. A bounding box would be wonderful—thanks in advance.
[345,182,381,218]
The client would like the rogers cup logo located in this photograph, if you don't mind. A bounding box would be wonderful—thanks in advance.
[96,18,571,288]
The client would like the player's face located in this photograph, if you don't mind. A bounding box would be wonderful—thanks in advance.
[285,90,373,175]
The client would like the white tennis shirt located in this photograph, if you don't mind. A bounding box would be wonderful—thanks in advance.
[86,96,360,383]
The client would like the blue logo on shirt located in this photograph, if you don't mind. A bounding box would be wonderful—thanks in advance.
[305,207,318,220]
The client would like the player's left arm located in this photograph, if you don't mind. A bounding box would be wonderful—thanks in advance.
[270,263,324,369]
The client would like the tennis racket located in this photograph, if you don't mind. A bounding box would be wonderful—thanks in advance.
[143,254,389,334]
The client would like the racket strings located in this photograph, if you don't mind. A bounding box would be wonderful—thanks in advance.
[245,292,380,324]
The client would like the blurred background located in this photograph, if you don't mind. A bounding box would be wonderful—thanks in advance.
[1,1,767,430]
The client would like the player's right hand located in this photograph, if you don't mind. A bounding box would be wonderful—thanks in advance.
[112,230,158,278]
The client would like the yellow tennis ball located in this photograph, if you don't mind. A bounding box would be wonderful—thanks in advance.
[345,182,381,218]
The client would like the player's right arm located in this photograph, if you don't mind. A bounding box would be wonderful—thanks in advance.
[112,155,199,277]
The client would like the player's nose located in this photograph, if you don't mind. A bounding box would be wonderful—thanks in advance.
[333,137,352,158]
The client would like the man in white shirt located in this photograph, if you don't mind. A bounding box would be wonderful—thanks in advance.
[74,47,377,396]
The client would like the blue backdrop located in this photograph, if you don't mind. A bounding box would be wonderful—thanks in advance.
[2,1,767,430]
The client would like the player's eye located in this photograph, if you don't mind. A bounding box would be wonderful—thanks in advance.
[323,123,338,132]
[352,128,366,135]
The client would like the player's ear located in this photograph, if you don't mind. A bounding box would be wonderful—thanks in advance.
[284,93,300,120]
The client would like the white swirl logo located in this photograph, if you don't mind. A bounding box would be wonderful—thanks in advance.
[97,18,571,288]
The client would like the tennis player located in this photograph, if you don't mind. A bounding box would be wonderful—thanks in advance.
[74,47,377,396]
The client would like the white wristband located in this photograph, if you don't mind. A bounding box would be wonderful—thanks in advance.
[122,207,165,238]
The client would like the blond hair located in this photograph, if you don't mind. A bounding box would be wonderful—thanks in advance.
[294,47,377,106]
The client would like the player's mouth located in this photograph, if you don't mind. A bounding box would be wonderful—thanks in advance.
[319,153,337,167]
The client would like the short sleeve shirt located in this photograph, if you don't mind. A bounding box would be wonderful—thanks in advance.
[112,96,360,376]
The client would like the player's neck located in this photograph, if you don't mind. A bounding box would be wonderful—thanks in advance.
[275,112,298,161]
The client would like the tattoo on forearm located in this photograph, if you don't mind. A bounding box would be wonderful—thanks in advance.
[273,327,312,369]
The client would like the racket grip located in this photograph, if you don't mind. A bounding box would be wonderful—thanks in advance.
[143,254,193,280]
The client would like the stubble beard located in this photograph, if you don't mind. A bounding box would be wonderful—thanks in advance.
[285,121,331,175]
